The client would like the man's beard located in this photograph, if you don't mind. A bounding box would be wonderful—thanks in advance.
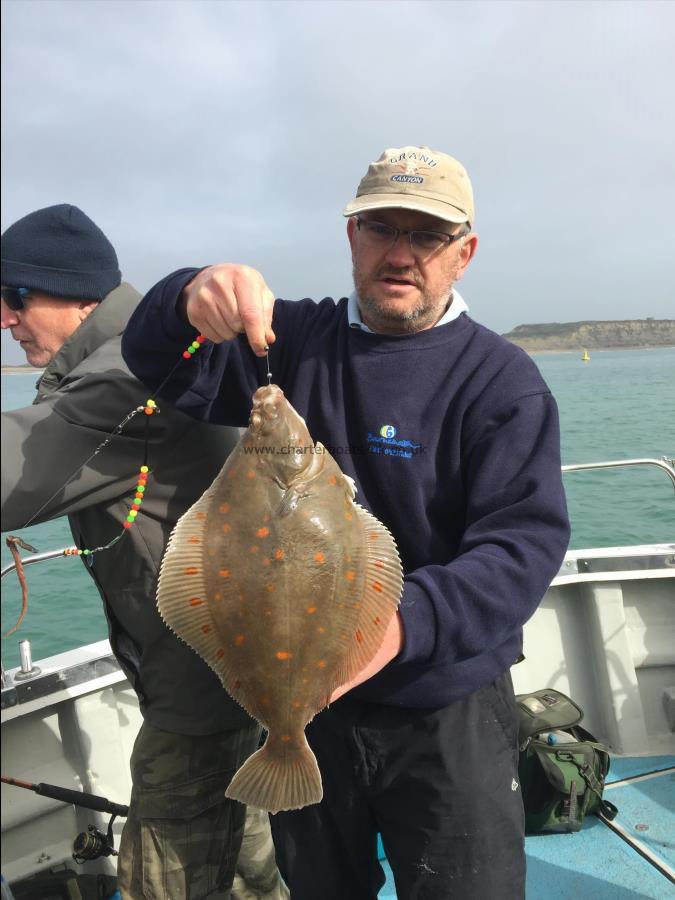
[352,262,453,335]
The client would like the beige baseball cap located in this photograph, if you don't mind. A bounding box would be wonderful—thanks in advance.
[343,146,474,225]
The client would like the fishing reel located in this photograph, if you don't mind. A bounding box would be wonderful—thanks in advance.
[72,814,119,864]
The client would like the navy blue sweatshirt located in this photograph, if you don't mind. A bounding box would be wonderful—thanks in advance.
[122,269,570,708]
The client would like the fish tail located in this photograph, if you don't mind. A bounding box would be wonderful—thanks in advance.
[225,732,322,813]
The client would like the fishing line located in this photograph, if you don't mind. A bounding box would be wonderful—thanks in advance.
[6,293,275,623]
[13,332,207,560]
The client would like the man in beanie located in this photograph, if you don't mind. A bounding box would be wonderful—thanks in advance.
[1,205,289,900]
[121,146,570,900]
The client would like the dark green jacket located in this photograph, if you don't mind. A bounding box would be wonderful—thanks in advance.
[1,283,252,733]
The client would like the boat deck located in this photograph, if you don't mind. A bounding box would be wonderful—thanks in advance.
[378,755,675,899]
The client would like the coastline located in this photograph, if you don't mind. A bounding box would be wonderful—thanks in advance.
[2,346,673,372]
[514,345,675,356]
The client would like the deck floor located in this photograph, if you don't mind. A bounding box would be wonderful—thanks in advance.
[378,755,675,899]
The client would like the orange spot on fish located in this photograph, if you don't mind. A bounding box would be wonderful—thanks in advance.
[314,552,325,564]
[280,734,291,742]
[219,569,230,578]
[345,570,356,581]
[369,532,379,540]
[187,536,200,544]
[189,598,203,607]
[263,558,270,566]
[317,626,326,633]
[292,700,302,709]
[250,545,259,553]
[266,584,276,593]
[234,634,246,646]
[256,526,270,538]
[274,549,285,560]
[195,512,207,520]
[222,523,231,533]
[219,503,230,513]
[355,630,363,643]
[259,696,270,706]
[201,625,212,634]
[214,592,221,600]
[345,513,353,521]
[185,567,200,575]
[328,475,338,485]
[372,581,383,592]
[374,617,381,625]
[217,649,225,660]
[316,660,327,668]
[276,651,293,660]
[247,469,256,479]
[375,560,384,569]
[233,677,240,687]
[306,606,317,614]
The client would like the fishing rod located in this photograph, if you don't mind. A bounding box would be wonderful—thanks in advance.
[2,775,128,863]
[1,775,128,817]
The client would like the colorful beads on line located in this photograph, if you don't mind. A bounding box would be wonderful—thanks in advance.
[124,465,149,528]
[183,334,206,359]
[64,547,88,556]
[144,398,157,416]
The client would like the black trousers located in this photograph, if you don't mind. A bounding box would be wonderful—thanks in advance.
[270,671,525,900]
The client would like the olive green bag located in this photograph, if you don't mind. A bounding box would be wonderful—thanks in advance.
[516,689,619,834]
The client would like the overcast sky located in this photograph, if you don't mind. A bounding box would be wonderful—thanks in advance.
[2,0,673,365]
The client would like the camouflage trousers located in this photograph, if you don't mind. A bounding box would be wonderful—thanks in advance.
[231,807,290,900]
[117,721,285,900]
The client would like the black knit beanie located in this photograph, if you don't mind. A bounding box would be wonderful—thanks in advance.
[1,204,121,301]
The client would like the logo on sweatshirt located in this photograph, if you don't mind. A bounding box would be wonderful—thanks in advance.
[367,425,423,460]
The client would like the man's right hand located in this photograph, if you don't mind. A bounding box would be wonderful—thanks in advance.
[178,264,276,357]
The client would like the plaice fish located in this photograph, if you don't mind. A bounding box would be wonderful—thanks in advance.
[156,384,402,813]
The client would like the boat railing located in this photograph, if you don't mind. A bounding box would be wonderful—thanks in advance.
[1,547,72,580]
[561,456,675,491]
[1,458,673,587]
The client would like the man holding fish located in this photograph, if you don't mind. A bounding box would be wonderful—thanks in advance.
[122,146,571,900]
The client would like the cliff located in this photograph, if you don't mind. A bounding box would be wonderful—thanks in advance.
[502,319,675,351]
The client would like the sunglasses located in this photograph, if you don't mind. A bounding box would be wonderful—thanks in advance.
[1,287,30,311]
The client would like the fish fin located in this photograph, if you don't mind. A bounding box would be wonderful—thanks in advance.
[156,481,226,676]
[226,731,323,813]
[342,473,357,499]
[277,487,302,517]
[332,503,403,688]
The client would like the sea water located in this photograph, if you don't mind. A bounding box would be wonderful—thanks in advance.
[1,348,674,669]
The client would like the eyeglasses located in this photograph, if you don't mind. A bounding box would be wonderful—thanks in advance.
[1,287,30,311]
[355,217,467,257]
